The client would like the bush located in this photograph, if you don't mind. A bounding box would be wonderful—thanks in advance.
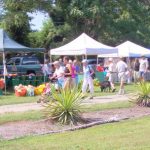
[77,80,83,90]
[132,82,150,107]
[44,87,84,125]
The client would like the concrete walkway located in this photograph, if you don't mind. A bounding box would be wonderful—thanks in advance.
[0,94,130,114]
[0,102,43,114]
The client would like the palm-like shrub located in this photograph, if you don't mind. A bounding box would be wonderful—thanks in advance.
[132,82,150,107]
[77,80,83,90]
[44,87,84,125]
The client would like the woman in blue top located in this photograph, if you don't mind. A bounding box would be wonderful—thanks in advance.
[73,59,80,86]
[82,59,94,99]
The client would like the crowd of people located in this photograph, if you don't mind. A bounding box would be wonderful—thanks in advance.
[42,56,95,98]
[107,55,149,95]
[42,55,149,98]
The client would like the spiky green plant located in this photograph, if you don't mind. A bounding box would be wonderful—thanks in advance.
[132,82,150,107]
[77,80,83,90]
[44,87,84,125]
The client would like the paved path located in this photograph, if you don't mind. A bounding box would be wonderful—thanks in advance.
[0,103,43,114]
[0,95,130,114]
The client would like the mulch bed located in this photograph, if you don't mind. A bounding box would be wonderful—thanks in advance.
[0,106,150,140]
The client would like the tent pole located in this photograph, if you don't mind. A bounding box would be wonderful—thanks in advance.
[82,55,84,60]
[85,55,87,59]
[97,56,98,65]
[44,52,46,83]
[3,51,7,95]
[127,57,131,84]
[50,53,52,63]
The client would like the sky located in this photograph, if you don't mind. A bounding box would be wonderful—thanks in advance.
[28,11,49,31]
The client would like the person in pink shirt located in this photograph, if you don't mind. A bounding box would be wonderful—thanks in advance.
[69,60,76,87]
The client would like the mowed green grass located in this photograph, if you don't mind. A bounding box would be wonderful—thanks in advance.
[83,100,134,112]
[0,101,133,125]
[94,83,137,97]
[0,95,39,106]
[0,84,137,106]
[0,116,150,150]
[0,110,44,125]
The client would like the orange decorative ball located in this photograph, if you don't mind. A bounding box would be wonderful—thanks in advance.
[15,88,27,97]
[0,79,5,90]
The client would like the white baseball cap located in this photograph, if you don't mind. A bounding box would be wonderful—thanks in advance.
[108,58,113,62]
[69,60,73,63]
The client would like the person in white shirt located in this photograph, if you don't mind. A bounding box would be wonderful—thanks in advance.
[82,59,94,99]
[59,58,64,67]
[116,57,128,95]
[108,58,116,92]
[42,60,52,77]
[51,61,64,88]
[139,56,149,81]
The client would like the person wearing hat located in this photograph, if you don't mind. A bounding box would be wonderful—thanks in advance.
[108,58,116,92]
[50,61,64,88]
[139,55,149,81]
[116,57,128,95]
[82,59,94,99]
[73,59,80,85]
[63,56,74,90]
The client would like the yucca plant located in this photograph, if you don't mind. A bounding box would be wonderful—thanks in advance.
[77,80,83,90]
[44,86,84,125]
[132,82,150,107]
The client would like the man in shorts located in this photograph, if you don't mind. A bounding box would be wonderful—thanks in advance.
[139,55,149,81]
[116,57,128,95]
[108,58,116,92]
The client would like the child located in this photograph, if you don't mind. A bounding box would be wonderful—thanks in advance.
[37,83,51,103]
[43,83,51,95]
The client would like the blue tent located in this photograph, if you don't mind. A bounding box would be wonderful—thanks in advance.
[0,29,45,52]
[0,29,45,94]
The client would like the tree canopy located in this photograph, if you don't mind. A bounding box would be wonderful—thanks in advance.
[0,0,150,48]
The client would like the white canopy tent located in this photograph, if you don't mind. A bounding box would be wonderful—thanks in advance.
[98,41,150,58]
[50,33,117,56]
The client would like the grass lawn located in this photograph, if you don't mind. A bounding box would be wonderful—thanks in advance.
[0,95,39,106]
[0,101,133,125]
[83,100,134,112]
[0,110,44,125]
[0,84,137,106]
[0,116,150,150]
[94,83,137,97]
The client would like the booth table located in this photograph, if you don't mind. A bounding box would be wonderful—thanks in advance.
[78,71,106,82]
[4,75,49,88]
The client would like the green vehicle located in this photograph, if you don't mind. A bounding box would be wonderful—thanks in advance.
[1,56,43,75]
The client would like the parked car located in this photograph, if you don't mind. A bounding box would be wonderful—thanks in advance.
[0,56,43,75]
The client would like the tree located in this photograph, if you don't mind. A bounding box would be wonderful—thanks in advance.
[1,0,150,48]
[0,0,52,45]
[48,0,150,47]
[28,19,71,50]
